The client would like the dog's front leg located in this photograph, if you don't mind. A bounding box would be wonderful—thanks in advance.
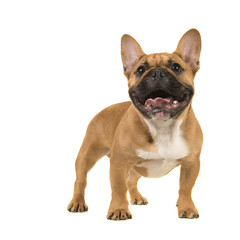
[177,156,200,219]
[107,158,132,220]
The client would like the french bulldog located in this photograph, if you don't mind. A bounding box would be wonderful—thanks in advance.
[68,29,203,220]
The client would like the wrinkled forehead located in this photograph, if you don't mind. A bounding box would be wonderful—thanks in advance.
[139,53,182,68]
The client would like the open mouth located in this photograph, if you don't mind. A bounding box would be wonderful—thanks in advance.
[129,88,192,119]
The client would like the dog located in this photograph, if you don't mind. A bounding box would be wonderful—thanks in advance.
[67,29,203,220]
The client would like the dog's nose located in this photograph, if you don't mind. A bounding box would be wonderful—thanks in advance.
[151,69,164,80]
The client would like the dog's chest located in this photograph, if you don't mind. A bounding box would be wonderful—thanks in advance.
[136,119,189,178]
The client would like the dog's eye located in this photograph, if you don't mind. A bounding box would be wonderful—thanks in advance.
[136,66,146,76]
[171,63,182,73]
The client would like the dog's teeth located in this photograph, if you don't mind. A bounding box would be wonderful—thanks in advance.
[173,100,178,105]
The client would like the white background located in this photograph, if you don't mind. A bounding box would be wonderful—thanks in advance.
[1,0,240,239]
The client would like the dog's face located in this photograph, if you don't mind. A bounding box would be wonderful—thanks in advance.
[121,29,201,120]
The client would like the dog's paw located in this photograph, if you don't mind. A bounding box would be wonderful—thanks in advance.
[177,200,199,219]
[178,207,199,219]
[107,209,132,220]
[67,199,88,213]
[131,196,148,205]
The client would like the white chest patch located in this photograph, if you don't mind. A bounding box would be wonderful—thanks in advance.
[136,119,189,178]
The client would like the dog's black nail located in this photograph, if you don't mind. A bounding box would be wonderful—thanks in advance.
[107,213,113,220]
[180,212,186,218]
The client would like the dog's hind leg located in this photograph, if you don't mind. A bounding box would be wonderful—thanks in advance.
[67,121,110,212]
[127,169,148,205]
[67,144,109,212]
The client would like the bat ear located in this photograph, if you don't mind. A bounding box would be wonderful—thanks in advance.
[174,29,201,73]
[121,34,145,78]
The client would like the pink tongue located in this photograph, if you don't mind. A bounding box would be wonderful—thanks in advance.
[145,97,171,108]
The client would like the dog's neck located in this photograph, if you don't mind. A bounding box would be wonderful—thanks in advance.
[143,118,182,139]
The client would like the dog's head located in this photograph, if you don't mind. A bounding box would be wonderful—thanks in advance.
[121,29,201,120]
